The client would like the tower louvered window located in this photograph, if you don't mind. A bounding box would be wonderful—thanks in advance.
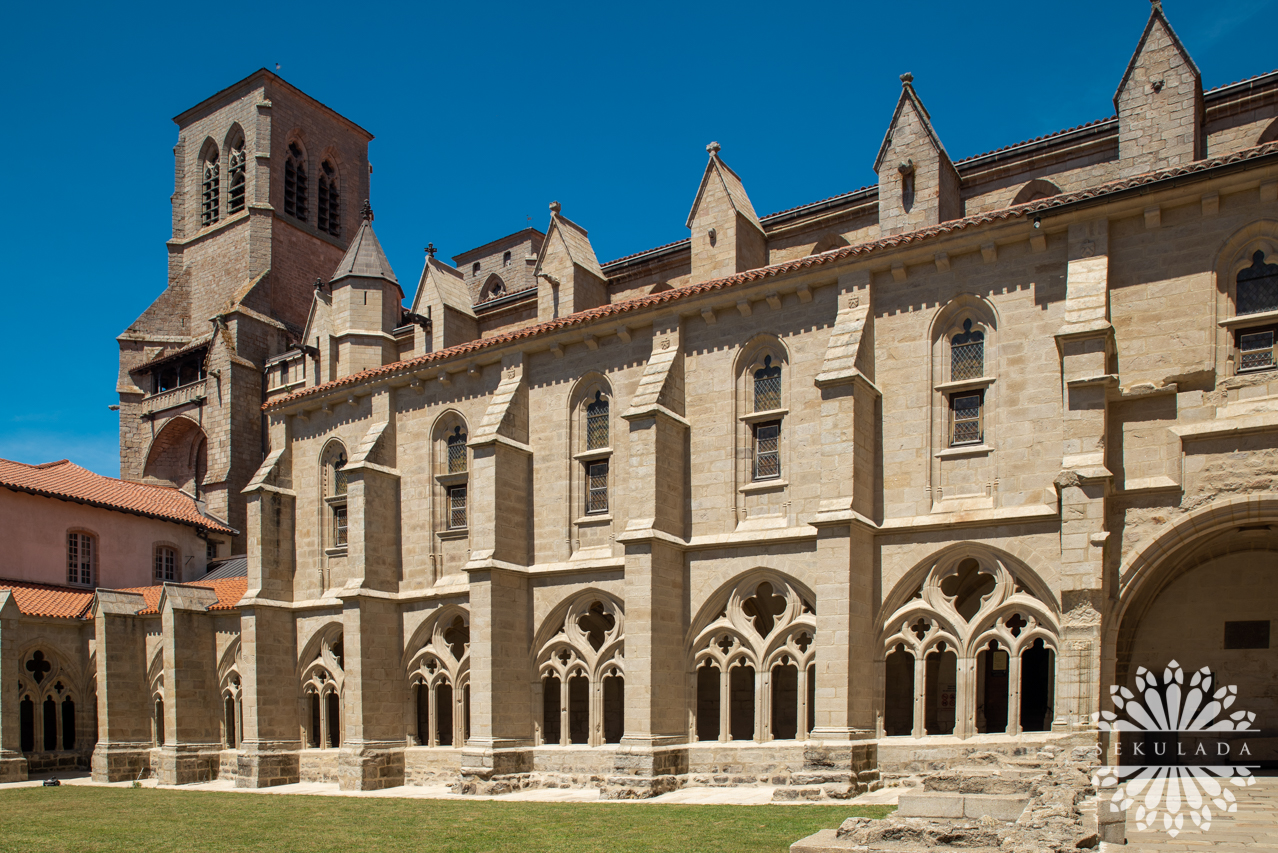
[318,160,341,237]
[227,140,246,214]
[285,142,308,222]
[201,151,220,227]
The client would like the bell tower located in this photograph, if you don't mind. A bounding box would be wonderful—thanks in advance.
[116,70,374,554]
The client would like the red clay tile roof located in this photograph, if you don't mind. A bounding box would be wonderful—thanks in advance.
[266,142,1278,413]
[0,576,249,620]
[0,458,236,535]
[118,576,248,615]
[0,579,95,619]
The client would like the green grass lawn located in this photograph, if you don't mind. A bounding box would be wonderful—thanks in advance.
[0,786,892,853]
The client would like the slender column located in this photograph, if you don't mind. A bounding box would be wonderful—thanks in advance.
[912,655,925,738]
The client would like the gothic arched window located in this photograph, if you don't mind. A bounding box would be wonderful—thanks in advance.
[317,159,341,237]
[226,135,246,215]
[752,355,783,480]
[200,145,220,227]
[285,141,308,222]
[536,595,624,746]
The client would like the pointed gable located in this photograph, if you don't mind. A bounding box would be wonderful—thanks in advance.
[411,255,478,352]
[1113,1,1203,176]
[534,203,608,322]
[686,142,768,284]
[875,74,961,236]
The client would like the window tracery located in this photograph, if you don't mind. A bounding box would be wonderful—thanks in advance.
[200,143,220,227]
[689,573,816,742]
[880,552,1058,738]
[301,633,344,749]
[537,595,625,746]
[226,134,246,215]
[407,610,471,747]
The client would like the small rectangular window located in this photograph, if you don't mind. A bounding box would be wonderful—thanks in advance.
[1238,328,1276,372]
[951,340,984,381]
[448,485,468,530]
[1224,620,1270,649]
[154,547,176,581]
[753,421,781,480]
[950,392,983,446]
[333,504,348,547]
[586,461,609,514]
[67,532,93,586]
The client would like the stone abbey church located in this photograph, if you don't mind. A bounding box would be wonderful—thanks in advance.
[2,3,1277,796]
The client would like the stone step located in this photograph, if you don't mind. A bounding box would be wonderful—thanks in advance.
[789,828,1001,853]
[921,773,1035,795]
[896,791,1029,822]
[790,771,851,785]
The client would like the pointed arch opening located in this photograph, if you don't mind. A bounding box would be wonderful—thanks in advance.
[535,592,624,747]
[199,138,220,227]
[224,124,247,215]
[688,570,816,743]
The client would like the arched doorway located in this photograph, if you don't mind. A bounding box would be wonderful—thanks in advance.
[1118,527,1278,767]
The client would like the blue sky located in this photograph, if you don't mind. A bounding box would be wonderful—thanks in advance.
[1,0,1274,476]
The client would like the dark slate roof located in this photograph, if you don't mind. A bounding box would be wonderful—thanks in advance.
[203,556,248,580]
[331,217,400,288]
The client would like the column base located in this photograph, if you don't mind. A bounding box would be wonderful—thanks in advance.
[156,744,221,785]
[235,741,300,788]
[0,750,27,783]
[91,742,153,783]
[603,745,688,800]
[337,744,405,791]
[457,741,533,794]
[771,741,880,801]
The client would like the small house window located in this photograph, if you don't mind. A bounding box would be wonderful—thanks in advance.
[950,319,984,381]
[447,485,467,530]
[753,422,781,480]
[227,139,246,214]
[67,532,94,586]
[586,460,609,515]
[201,149,220,227]
[154,546,177,582]
[950,392,984,446]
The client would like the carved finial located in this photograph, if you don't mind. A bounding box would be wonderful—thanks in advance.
[313,277,324,291]
[425,243,437,258]
[549,201,561,215]
[900,72,914,85]
[360,199,373,221]
[707,141,721,155]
